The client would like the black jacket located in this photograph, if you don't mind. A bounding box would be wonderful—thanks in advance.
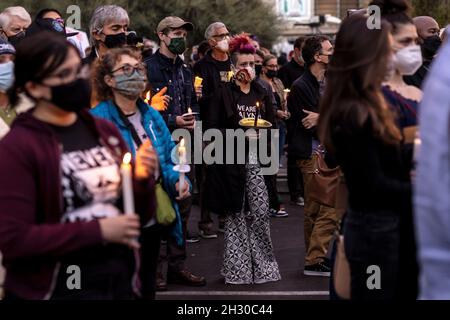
[287,68,320,160]
[193,51,232,120]
[145,50,200,131]
[204,81,275,214]
[278,59,305,89]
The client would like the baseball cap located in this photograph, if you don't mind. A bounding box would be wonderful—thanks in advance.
[156,16,194,33]
[26,18,79,38]
[0,39,16,55]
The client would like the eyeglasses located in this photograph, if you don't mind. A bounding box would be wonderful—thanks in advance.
[212,33,230,41]
[45,63,90,84]
[111,63,146,77]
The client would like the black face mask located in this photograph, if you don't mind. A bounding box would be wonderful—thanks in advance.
[422,35,442,60]
[255,64,263,77]
[104,32,127,49]
[265,69,278,79]
[8,31,25,47]
[44,78,92,112]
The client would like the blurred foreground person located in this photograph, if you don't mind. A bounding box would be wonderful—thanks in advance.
[0,33,156,300]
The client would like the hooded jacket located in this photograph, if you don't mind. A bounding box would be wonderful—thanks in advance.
[0,109,155,299]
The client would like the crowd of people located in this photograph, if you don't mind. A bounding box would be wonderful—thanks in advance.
[0,0,449,300]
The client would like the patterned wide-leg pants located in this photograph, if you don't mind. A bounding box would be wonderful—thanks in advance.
[221,163,281,284]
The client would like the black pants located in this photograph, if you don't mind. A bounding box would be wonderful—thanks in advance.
[197,164,214,229]
[264,174,281,211]
[287,153,304,200]
[344,210,400,300]
[140,224,161,300]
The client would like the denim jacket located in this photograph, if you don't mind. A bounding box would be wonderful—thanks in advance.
[91,98,188,245]
[144,50,200,132]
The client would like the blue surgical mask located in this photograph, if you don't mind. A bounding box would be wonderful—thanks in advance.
[0,61,14,93]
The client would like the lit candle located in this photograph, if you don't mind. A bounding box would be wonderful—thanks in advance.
[283,89,290,102]
[194,76,203,89]
[121,153,134,215]
[254,102,260,127]
[144,91,151,104]
[188,107,192,114]
[178,138,186,198]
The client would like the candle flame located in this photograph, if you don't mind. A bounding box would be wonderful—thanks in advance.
[180,138,185,147]
[144,91,151,103]
[123,153,132,165]
[283,89,290,93]
[188,107,192,114]
[256,102,260,108]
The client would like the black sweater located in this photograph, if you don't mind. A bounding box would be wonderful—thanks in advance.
[332,115,412,214]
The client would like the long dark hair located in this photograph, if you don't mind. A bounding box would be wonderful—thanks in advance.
[318,14,401,152]
[8,31,80,106]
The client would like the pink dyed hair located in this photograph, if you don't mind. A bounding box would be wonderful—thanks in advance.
[229,33,256,55]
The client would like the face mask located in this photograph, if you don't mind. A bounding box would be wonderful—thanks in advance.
[113,71,147,99]
[255,64,262,77]
[265,69,277,79]
[0,61,14,93]
[36,78,92,112]
[422,35,442,60]
[167,37,186,55]
[393,45,423,75]
[215,39,229,52]
[8,31,25,47]
[104,32,127,49]
[234,66,255,84]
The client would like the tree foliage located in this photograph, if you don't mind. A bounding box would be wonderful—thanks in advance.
[1,0,280,47]
[411,0,449,27]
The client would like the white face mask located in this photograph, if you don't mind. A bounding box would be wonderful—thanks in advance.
[216,39,229,52]
[245,66,256,81]
[393,45,423,76]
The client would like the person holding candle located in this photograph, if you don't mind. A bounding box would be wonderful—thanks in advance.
[0,34,157,300]
[205,33,280,285]
[91,47,206,293]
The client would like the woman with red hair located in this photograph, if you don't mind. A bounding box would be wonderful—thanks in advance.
[204,33,280,284]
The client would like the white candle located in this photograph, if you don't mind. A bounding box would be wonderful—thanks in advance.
[283,89,290,102]
[121,153,134,215]
[413,133,421,163]
[178,138,186,198]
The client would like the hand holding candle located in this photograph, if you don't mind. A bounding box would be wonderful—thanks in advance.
[121,153,134,215]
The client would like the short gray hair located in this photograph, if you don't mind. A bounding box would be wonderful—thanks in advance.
[89,5,130,46]
[204,22,226,40]
[0,6,31,31]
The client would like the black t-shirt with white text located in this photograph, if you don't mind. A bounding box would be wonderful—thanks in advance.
[49,117,135,299]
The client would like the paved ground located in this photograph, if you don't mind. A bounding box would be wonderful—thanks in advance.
[156,194,330,300]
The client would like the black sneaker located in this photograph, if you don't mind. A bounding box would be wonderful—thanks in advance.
[199,228,218,239]
[303,262,331,277]
[269,208,289,218]
[186,232,200,243]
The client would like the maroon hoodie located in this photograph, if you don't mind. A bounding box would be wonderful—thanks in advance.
[0,109,155,300]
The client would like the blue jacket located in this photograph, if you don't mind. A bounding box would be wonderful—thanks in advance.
[144,50,200,131]
[91,99,187,245]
